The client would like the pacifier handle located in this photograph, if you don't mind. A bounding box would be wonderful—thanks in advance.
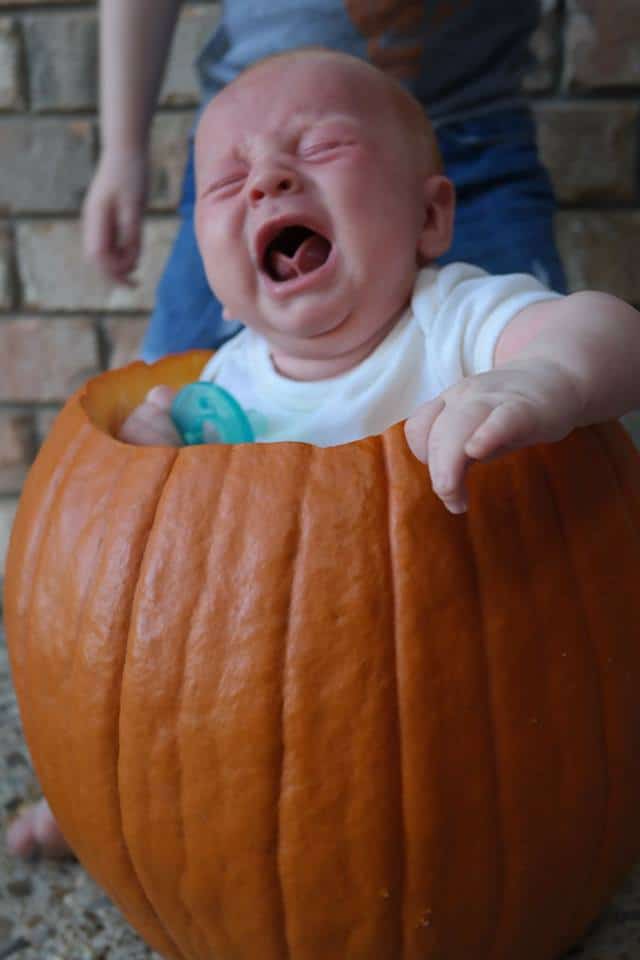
[171,382,256,445]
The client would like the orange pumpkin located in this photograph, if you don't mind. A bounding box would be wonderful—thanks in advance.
[4,351,640,960]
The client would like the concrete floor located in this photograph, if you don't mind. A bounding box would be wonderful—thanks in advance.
[2,418,640,960]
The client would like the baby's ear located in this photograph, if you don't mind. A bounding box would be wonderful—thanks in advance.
[416,175,455,265]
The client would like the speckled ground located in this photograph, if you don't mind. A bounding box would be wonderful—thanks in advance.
[2,418,640,960]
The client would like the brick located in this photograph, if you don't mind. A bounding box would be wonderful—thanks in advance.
[148,113,194,211]
[564,0,640,89]
[0,410,34,494]
[24,11,97,112]
[0,0,86,5]
[0,117,93,213]
[535,102,637,203]
[523,4,560,94]
[0,496,18,581]
[17,218,177,311]
[160,4,221,106]
[0,17,23,109]
[0,316,99,402]
[0,220,14,309]
[556,211,640,302]
[103,316,148,369]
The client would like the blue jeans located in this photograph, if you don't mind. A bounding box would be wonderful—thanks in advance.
[141,106,567,361]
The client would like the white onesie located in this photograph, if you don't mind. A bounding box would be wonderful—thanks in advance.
[199,262,561,446]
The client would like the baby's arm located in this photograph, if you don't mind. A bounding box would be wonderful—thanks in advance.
[117,385,181,445]
[405,291,640,514]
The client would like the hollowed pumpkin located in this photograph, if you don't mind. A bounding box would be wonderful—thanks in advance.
[4,351,640,960]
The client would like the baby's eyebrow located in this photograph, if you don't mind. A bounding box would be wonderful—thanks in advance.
[295,112,360,130]
[249,112,361,144]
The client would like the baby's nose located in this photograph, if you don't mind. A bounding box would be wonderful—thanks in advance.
[249,165,300,205]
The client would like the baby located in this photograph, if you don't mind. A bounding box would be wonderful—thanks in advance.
[7,48,640,859]
[120,47,640,512]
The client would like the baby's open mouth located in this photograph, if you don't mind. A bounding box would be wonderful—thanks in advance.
[264,226,332,282]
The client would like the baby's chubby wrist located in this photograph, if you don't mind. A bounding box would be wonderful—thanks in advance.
[507,345,585,393]
[117,385,181,446]
[496,352,588,435]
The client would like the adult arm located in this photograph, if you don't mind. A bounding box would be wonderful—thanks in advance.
[83,0,184,283]
[99,0,183,154]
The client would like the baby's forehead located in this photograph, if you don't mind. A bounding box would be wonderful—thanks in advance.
[198,56,385,145]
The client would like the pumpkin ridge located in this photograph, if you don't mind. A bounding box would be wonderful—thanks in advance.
[509,447,595,955]
[589,426,640,867]
[504,448,594,955]
[115,447,192,960]
[15,418,95,835]
[571,430,640,918]
[119,446,238,958]
[168,451,225,957]
[537,435,610,945]
[16,412,91,633]
[71,442,134,673]
[71,448,174,944]
[275,446,315,960]
[495,454,544,957]
[464,502,505,960]
[13,414,93,686]
[379,431,405,957]
[592,422,640,539]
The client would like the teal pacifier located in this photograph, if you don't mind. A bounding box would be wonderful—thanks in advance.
[171,382,264,445]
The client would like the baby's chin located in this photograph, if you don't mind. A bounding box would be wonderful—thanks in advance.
[256,297,355,348]
[262,305,400,381]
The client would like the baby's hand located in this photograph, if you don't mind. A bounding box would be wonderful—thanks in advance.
[405,362,581,514]
[117,385,181,446]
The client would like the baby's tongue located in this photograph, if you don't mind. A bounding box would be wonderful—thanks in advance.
[269,233,331,281]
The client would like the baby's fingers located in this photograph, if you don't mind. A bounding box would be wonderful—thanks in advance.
[404,397,445,463]
[427,401,495,513]
[464,399,538,461]
[117,386,180,446]
[146,385,177,412]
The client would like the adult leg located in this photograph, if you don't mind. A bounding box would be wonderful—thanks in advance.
[437,107,567,293]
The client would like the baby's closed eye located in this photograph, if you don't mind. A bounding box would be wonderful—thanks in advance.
[298,121,358,160]
[298,139,352,158]
[202,169,248,199]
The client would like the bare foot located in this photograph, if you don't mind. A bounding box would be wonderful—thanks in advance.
[6,798,73,859]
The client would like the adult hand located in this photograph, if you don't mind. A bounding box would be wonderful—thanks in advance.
[82,147,149,285]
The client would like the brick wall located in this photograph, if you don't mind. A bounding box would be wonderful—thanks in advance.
[1,0,639,575]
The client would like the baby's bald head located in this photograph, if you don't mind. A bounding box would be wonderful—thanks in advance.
[195,48,442,181]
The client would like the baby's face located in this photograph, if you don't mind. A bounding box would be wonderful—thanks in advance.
[194,55,440,374]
